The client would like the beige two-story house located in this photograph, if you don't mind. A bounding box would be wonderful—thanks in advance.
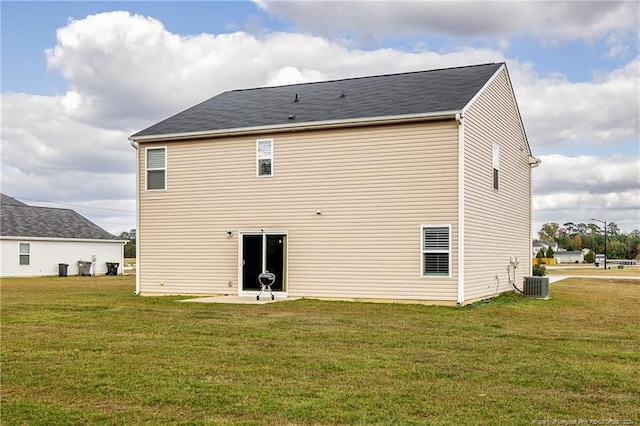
[129,63,540,304]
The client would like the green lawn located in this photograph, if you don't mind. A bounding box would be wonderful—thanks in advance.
[2,275,639,425]
[547,265,640,277]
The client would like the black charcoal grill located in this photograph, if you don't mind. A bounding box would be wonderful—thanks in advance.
[257,272,276,300]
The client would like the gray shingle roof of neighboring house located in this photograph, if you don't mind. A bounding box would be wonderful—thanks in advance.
[132,63,504,138]
[0,194,120,240]
[1,193,28,206]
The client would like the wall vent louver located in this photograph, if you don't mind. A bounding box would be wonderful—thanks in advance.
[523,277,550,299]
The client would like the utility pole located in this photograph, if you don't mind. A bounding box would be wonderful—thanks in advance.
[591,218,607,270]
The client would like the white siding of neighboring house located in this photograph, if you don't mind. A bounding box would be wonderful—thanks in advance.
[555,252,584,264]
[462,66,533,301]
[0,238,124,277]
[137,121,461,301]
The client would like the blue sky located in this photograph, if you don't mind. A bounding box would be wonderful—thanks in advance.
[1,1,639,234]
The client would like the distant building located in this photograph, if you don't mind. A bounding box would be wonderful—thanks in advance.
[532,240,558,257]
[555,250,584,264]
[0,193,126,277]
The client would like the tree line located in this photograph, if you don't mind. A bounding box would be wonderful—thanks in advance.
[118,229,136,258]
[537,222,640,260]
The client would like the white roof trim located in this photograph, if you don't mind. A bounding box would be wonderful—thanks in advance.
[129,110,461,143]
[461,63,503,114]
[0,236,127,243]
[461,63,532,156]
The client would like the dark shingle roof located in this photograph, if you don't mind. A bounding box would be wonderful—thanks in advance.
[0,195,120,240]
[1,193,27,206]
[132,63,502,138]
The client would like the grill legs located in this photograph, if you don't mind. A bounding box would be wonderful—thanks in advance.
[257,284,275,301]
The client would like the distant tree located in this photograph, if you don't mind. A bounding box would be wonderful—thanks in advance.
[628,231,640,260]
[575,223,588,235]
[563,222,577,236]
[119,229,136,258]
[545,246,555,258]
[536,248,545,264]
[572,234,583,250]
[608,240,626,259]
[538,222,561,242]
[607,222,620,236]
[584,250,595,263]
[538,222,637,260]
[587,223,601,234]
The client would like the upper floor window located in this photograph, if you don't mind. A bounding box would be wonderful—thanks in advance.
[146,147,166,190]
[257,139,273,177]
[421,226,451,277]
[492,144,499,191]
[19,242,30,265]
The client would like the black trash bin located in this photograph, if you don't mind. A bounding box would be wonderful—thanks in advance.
[106,262,119,276]
[78,261,92,276]
[58,263,69,277]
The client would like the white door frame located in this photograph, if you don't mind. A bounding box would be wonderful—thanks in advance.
[237,230,288,298]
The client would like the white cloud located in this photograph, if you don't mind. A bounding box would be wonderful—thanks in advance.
[266,66,327,86]
[42,11,506,130]
[1,91,136,234]
[533,154,640,232]
[255,0,640,43]
[511,56,640,149]
[1,93,133,175]
[42,11,638,152]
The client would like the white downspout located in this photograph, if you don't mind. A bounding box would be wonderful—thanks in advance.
[456,113,465,305]
[528,155,541,277]
[129,138,141,295]
[121,241,126,276]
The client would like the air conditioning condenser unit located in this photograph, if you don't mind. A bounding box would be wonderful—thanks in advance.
[523,277,549,299]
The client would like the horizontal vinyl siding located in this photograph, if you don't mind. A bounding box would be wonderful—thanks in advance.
[138,121,460,300]
[463,68,532,300]
[0,239,124,277]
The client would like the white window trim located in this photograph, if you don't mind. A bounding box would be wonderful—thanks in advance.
[145,146,167,191]
[420,224,452,278]
[256,138,273,177]
[19,242,30,266]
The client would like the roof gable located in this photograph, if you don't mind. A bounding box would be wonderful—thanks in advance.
[132,63,503,138]
[0,194,120,240]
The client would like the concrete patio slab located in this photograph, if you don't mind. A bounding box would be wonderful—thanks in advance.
[179,295,301,304]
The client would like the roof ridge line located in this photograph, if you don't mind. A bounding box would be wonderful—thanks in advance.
[230,62,502,93]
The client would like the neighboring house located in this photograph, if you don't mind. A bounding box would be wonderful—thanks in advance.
[0,193,126,277]
[555,250,584,264]
[129,63,540,304]
[532,240,559,257]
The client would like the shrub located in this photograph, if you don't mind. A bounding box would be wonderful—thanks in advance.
[584,250,595,263]
[533,263,547,276]
[546,246,555,259]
